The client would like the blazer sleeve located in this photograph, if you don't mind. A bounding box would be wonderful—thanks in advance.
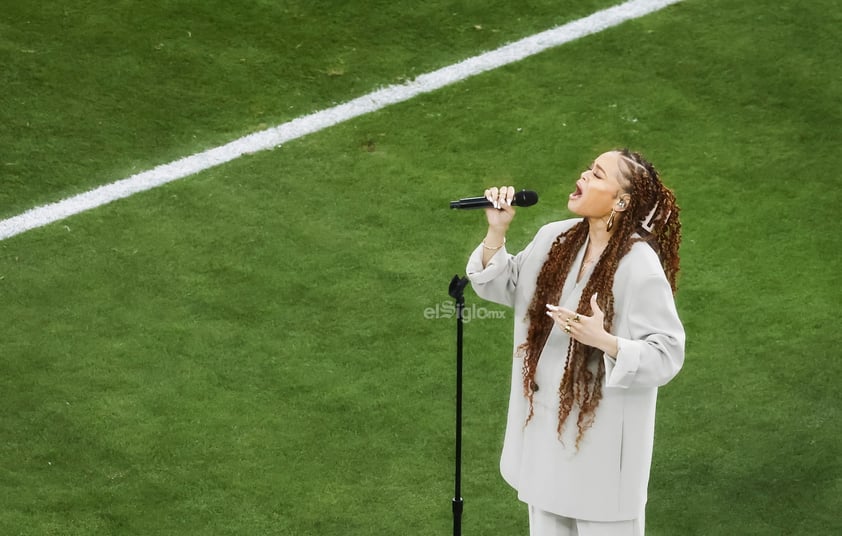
[465,236,540,309]
[604,271,686,389]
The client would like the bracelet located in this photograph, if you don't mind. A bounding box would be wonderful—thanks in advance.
[482,237,506,251]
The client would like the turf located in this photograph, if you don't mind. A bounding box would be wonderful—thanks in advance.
[2,0,841,534]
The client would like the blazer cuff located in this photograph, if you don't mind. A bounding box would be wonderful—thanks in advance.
[466,243,509,284]
[604,337,641,389]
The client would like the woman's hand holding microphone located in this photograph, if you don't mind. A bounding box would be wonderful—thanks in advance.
[481,185,516,267]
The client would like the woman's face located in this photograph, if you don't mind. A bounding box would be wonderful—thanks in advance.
[567,151,629,218]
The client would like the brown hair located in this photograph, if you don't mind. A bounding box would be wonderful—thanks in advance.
[517,149,681,447]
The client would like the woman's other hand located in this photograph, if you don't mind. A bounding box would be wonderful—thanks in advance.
[546,294,619,357]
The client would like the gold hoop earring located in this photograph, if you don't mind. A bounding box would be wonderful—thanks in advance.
[606,209,616,231]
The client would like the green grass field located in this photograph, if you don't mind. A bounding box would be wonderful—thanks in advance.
[2,1,840,534]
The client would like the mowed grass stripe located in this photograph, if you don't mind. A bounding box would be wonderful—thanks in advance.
[0,0,682,242]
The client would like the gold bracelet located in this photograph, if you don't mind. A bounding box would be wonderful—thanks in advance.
[482,237,506,251]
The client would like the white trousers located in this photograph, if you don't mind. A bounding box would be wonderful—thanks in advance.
[528,505,645,536]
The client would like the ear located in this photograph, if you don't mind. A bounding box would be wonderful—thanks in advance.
[615,194,631,212]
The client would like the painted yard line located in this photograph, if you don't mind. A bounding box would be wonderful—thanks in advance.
[0,0,682,241]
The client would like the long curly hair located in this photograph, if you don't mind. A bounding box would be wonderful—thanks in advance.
[517,149,682,448]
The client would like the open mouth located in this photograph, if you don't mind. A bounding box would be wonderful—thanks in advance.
[569,181,583,200]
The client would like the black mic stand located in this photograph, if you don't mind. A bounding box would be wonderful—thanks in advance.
[448,275,470,536]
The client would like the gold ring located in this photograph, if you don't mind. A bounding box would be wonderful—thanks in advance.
[564,324,572,333]
[573,314,581,323]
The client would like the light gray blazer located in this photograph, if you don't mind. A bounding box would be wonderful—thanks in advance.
[467,218,685,521]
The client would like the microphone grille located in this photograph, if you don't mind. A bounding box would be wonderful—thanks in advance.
[514,190,539,207]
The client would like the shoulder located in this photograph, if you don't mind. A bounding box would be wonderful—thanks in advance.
[617,239,666,281]
[532,218,581,244]
[510,219,580,269]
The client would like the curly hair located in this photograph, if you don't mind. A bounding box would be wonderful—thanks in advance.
[517,149,682,448]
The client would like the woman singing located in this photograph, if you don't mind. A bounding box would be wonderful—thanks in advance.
[467,149,685,536]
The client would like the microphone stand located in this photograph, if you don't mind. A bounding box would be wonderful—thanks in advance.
[448,275,470,536]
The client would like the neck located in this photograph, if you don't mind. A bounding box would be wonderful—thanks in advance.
[586,216,613,249]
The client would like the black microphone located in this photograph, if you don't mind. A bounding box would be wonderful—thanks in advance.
[449,189,539,209]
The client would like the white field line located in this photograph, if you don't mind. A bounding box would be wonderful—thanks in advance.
[0,0,682,241]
